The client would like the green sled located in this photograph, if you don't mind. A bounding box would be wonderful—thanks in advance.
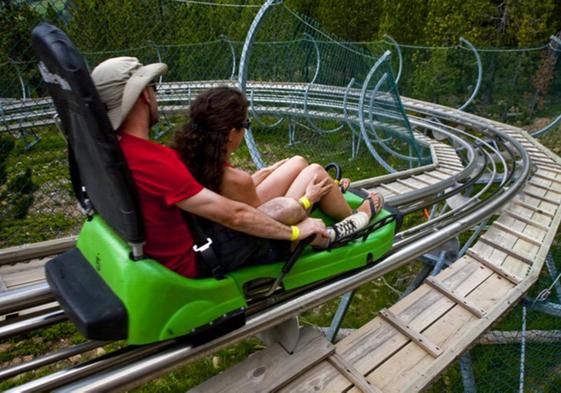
[74,192,395,345]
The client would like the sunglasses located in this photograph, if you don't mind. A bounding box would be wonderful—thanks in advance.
[148,81,159,92]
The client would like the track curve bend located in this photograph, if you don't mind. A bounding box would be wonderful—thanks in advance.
[2,76,559,393]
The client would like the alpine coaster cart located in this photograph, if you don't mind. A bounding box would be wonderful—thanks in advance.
[33,22,396,345]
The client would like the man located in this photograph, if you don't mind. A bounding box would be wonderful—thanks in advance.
[91,57,329,278]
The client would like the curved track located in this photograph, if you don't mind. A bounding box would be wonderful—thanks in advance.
[0,78,543,391]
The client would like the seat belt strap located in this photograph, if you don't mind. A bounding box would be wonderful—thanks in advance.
[182,213,225,279]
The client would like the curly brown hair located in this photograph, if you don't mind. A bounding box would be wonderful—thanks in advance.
[172,86,249,192]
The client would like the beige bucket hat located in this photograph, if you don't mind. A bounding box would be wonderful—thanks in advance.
[91,57,167,130]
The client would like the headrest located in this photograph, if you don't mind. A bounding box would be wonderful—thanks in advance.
[31,23,144,245]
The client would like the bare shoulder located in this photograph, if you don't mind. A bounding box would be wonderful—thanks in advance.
[222,167,261,206]
[223,167,251,184]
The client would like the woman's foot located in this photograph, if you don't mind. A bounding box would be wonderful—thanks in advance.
[356,191,384,219]
[327,211,370,243]
[338,178,351,193]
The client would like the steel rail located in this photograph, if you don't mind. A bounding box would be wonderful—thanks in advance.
[248,88,284,129]
[457,37,483,112]
[0,77,552,140]
[365,72,421,162]
[391,139,501,247]
[412,114,511,187]
[0,282,52,315]
[0,109,468,312]
[237,0,281,168]
[1,102,527,388]
[0,340,108,380]
[383,34,403,84]
[0,79,532,388]
[393,151,498,249]
[0,96,478,323]
[2,108,528,387]
[0,86,484,312]
[397,147,489,217]
[0,309,65,340]
[244,104,477,206]
[47,131,528,392]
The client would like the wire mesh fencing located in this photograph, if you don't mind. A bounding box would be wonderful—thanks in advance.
[0,2,559,243]
[0,0,427,246]
[1,1,561,392]
[239,3,429,173]
[0,0,259,247]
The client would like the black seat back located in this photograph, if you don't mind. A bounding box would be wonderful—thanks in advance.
[31,23,144,247]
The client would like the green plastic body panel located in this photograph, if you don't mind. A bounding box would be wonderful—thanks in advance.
[227,209,395,291]
[76,218,247,345]
[76,192,394,344]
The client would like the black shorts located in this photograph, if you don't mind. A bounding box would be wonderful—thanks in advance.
[196,218,291,278]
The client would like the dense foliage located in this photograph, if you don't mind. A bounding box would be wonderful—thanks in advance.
[2,1,560,59]
[1,1,559,113]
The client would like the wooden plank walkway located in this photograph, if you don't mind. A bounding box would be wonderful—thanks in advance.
[352,133,464,201]
[192,107,561,392]
[277,112,561,392]
[0,237,74,292]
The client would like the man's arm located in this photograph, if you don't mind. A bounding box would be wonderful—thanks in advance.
[176,188,328,241]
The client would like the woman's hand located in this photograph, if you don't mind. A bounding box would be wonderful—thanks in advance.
[304,174,332,204]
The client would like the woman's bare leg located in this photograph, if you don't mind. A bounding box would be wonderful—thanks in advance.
[284,164,384,221]
[256,155,309,203]
[284,164,352,220]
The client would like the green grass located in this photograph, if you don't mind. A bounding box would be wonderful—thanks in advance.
[1,112,434,248]
[1,127,77,247]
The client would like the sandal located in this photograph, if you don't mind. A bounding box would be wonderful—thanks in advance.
[323,163,351,193]
[336,178,351,193]
[348,187,384,218]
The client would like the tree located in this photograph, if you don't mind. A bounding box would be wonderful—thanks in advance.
[378,0,428,44]
[305,0,381,42]
[529,32,561,115]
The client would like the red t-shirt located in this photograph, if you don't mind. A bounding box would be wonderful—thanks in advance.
[119,133,204,278]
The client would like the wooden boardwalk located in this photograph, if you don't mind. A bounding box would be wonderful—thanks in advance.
[2,85,559,390]
[0,237,74,291]
[354,132,465,201]
[193,110,561,392]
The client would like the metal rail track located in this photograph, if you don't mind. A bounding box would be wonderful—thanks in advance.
[0,86,528,391]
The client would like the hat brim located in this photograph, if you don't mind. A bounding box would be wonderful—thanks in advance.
[107,63,167,130]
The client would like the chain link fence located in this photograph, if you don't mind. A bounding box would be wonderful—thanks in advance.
[1,2,559,247]
[0,0,259,247]
[0,0,429,247]
[1,1,561,392]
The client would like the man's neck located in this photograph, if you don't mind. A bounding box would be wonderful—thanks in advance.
[120,126,150,140]
[118,102,151,140]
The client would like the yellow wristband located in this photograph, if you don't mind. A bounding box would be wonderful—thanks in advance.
[298,196,312,210]
[334,179,340,186]
[290,225,300,241]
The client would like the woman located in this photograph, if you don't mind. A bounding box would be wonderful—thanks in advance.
[173,86,383,238]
